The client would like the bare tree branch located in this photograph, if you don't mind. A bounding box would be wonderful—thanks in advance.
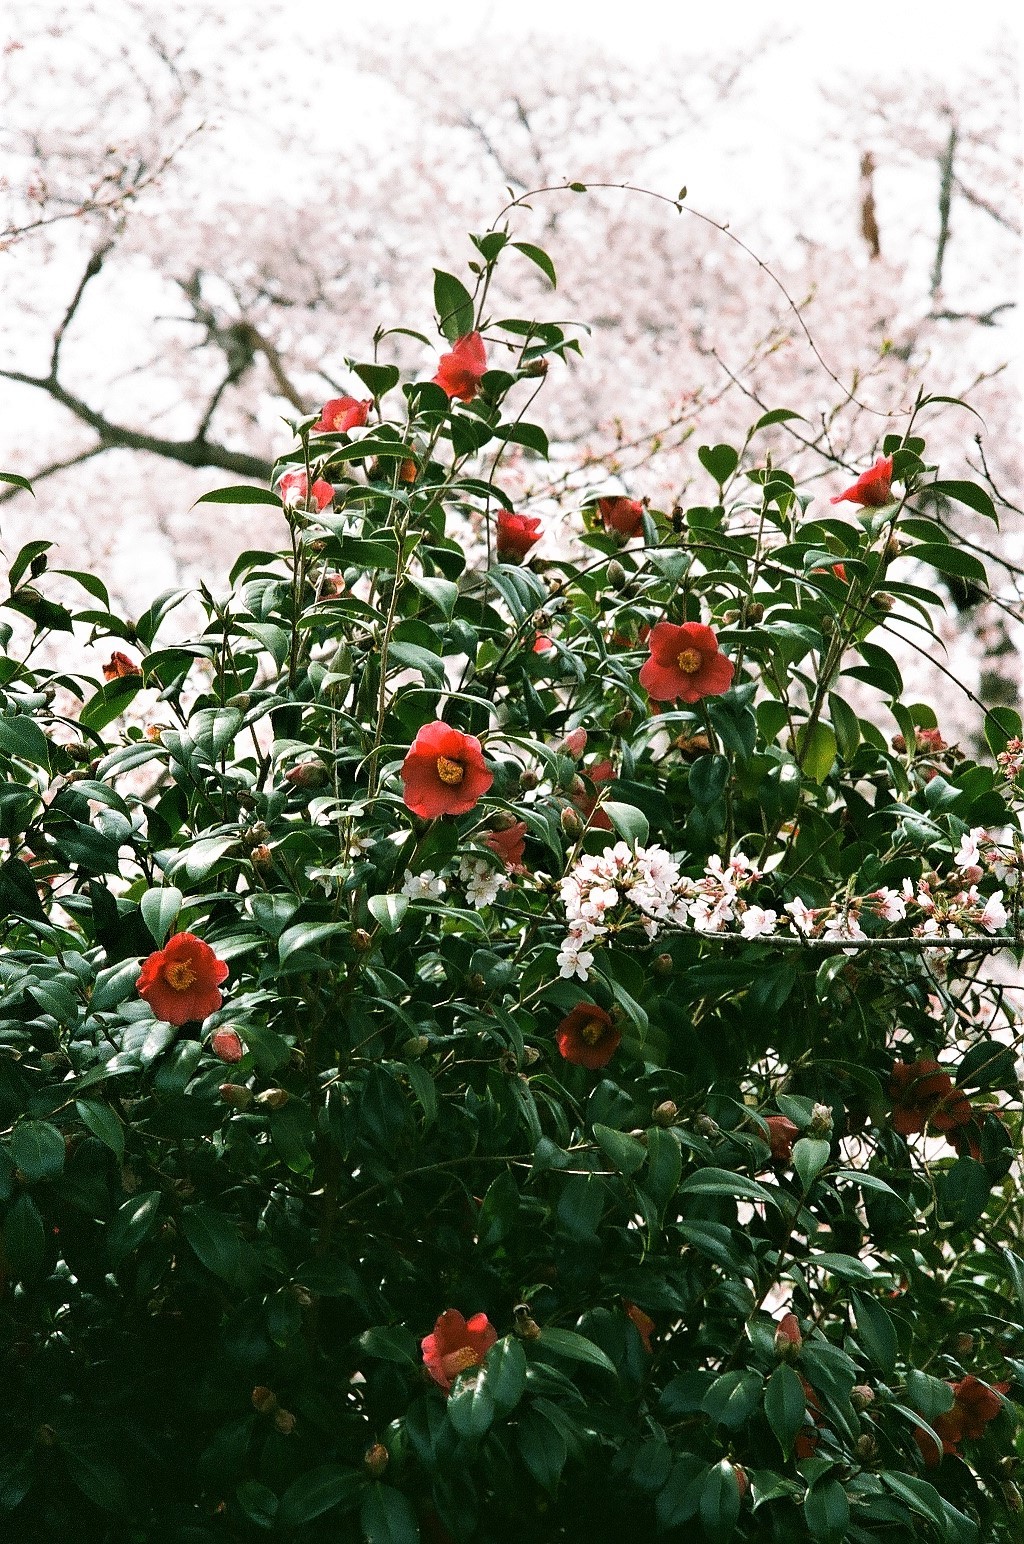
[930,117,958,299]
[0,445,107,506]
[0,364,274,484]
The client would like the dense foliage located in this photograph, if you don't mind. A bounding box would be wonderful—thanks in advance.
[1,226,1022,1543]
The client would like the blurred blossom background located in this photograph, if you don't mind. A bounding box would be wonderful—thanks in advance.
[1,0,1021,732]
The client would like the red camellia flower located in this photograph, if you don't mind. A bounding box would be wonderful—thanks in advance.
[420,1309,497,1393]
[433,331,487,401]
[137,932,229,1026]
[556,1003,621,1069]
[102,651,143,681]
[312,396,371,433]
[889,1059,973,1137]
[639,621,734,704]
[484,821,527,872]
[211,1028,244,1063]
[401,721,493,818]
[278,470,334,511]
[830,454,894,508]
[532,634,554,653]
[597,496,645,540]
[914,1375,1009,1466]
[765,1114,799,1166]
[496,510,542,563]
[624,1300,655,1354]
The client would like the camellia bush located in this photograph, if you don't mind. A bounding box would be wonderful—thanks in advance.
[0,213,1022,1544]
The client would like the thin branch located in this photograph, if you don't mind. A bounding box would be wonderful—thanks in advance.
[50,244,113,379]
[0,364,274,482]
[0,445,107,506]
[930,118,958,299]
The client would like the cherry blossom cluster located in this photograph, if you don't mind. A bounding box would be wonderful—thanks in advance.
[556,833,1014,980]
[997,738,1024,782]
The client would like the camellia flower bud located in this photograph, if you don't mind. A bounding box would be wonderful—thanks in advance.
[255,1088,290,1111]
[851,1385,875,1411]
[884,537,903,562]
[954,1332,975,1357]
[855,1434,878,1463]
[284,761,328,790]
[521,356,548,377]
[518,767,540,790]
[219,1083,253,1109]
[808,1102,834,1138]
[513,1304,542,1340]
[560,728,588,759]
[251,1386,278,1415]
[734,1465,750,1503]
[290,1284,314,1308]
[560,805,585,838]
[273,1408,296,1435]
[241,822,270,849]
[490,809,521,831]
[610,707,634,733]
[607,560,627,589]
[351,928,373,953]
[211,1028,244,1063]
[653,953,673,977]
[652,1100,678,1127]
[522,1045,541,1065]
[250,844,273,871]
[694,1113,719,1138]
[364,1443,389,1479]
[745,600,765,624]
[402,1034,429,1059]
[774,1313,803,1358]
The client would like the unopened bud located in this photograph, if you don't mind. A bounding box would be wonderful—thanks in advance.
[468,972,488,996]
[652,1100,678,1127]
[255,1088,290,1111]
[522,357,548,377]
[694,1114,719,1138]
[674,733,712,762]
[285,761,328,790]
[351,928,373,952]
[722,608,740,625]
[851,1385,875,1411]
[211,1028,244,1063]
[875,593,895,612]
[490,809,520,831]
[242,822,270,849]
[513,1304,542,1340]
[250,844,273,871]
[855,1434,878,1463]
[808,1103,833,1138]
[364,1443,389,1478]
[522,1045,541,1065]
[607,560,627,590]
[518,767,540,790]
[745,601,765,624]
[610,707,634,733]
[733,1464,750,1503]
[251,1386,278,1415]
[219,1083,253,1109]
[954,1333,974,1357]
[653,954,673,978]
[568,775,587,800]
[273,1408,296,1435]
[884,537,903,561]
[290,1284,314,1309]
[560,806,585,838]
[402,1034,429,1058]
[560,728,588,759]
[774,1313,803,1358]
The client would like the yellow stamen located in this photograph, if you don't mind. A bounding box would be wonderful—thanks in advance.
[580,1018,606,1046]
[676,648,701,674]
[441,1345,480,1379]
[164,960,197,992]
[436,755,465,786]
